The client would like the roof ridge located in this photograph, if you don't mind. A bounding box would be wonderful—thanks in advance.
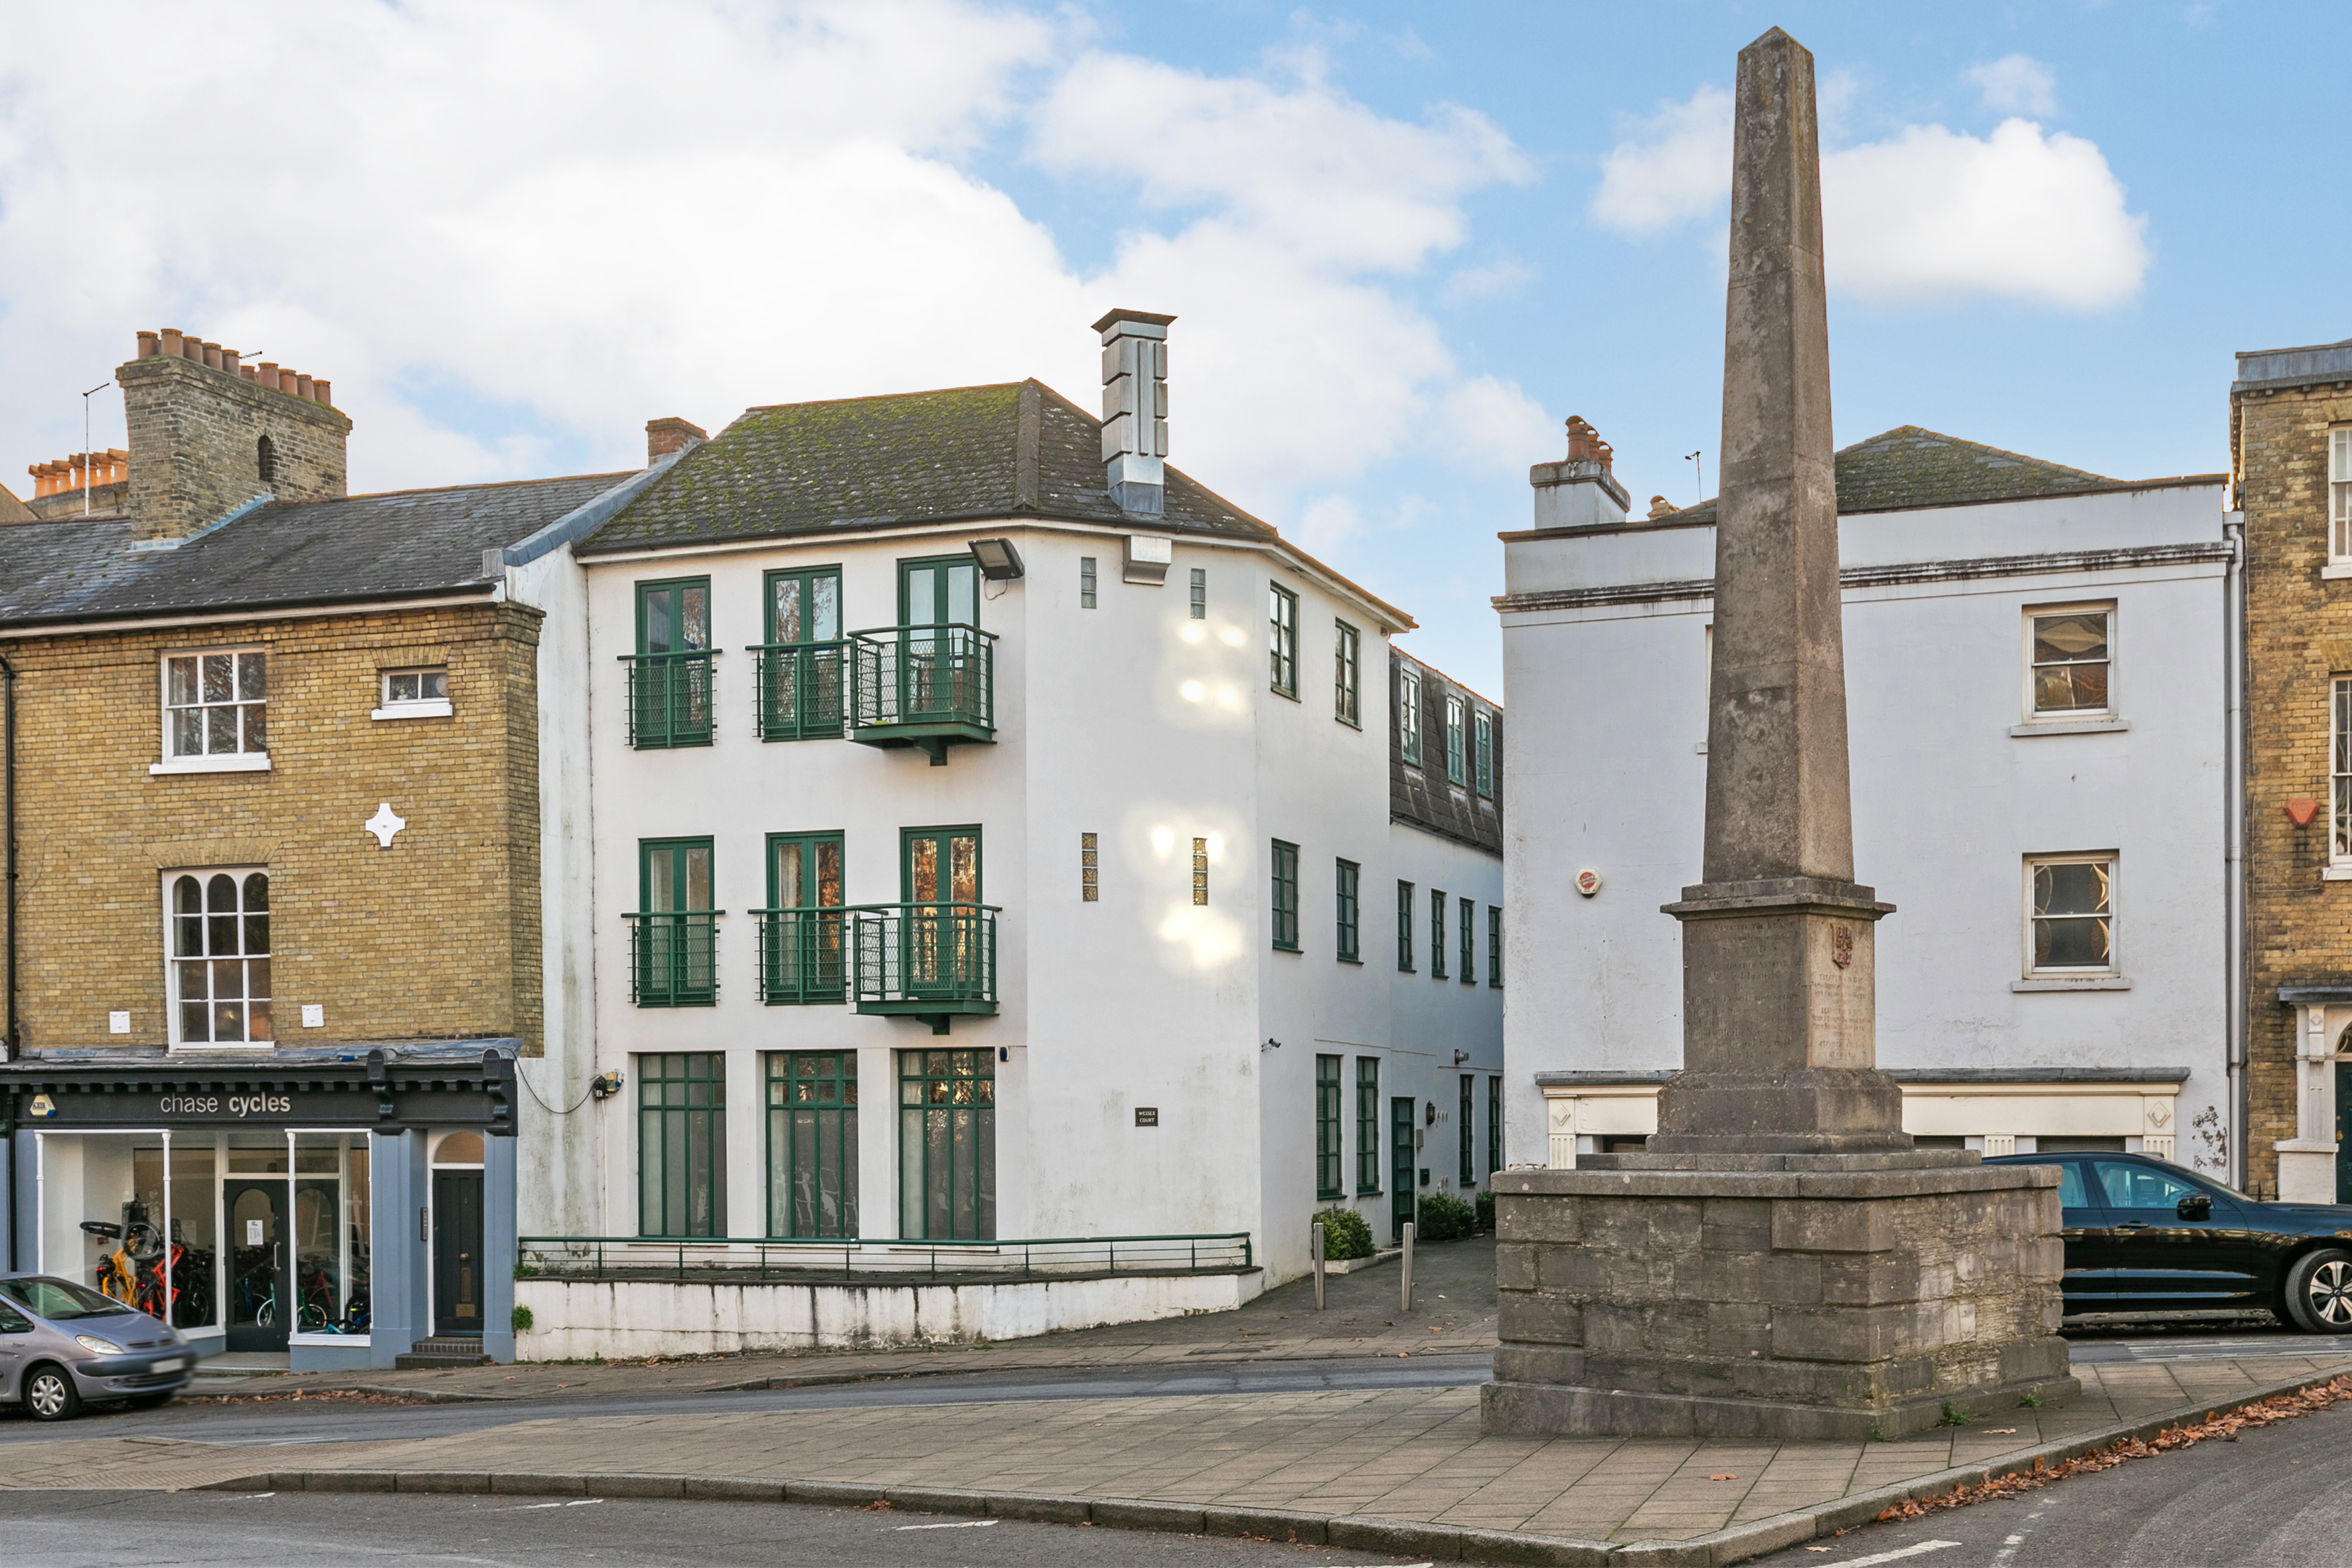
[1840,425,2110,483]
[270,470,635,507]
[736,380,1027,415]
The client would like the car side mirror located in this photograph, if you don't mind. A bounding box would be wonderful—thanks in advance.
[2177,1194,2213,1221]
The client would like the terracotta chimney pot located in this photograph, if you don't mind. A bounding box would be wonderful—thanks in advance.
[202,342,222,370]
[310,378,331,407]
[137,331,161,357]
[159,328,183,357]
[220,349,240,374]
[239,366,257,382]
[294,374,314,400]
[258,362,280,390]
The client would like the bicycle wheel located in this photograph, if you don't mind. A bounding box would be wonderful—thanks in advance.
[256,1297,274,1328]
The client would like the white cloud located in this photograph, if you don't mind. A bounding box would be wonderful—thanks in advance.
[1441,258,1536,305]
[1435,375,1557,477]
[1964,54,2059,118]
[1292,494,1365,556]
[0,0,1542,510]
[1586,83,2148,310]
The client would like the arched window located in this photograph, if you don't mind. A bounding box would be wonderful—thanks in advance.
[169,869,270,1045]
[256,434,275,485]
[432,1132,485,1166]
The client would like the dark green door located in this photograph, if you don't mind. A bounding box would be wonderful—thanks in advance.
[763,568,843,739]
[224,1181,289,1353]
[1390,1097,1416,1241]
[897,557,980,721]
[432,1172,485,1337]
[633,578,712,746]
[902,827,980,998]
[2337,1062,2352,1204]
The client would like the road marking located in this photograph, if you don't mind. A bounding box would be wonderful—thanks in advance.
[896,1518,998,1531]
[1813,1541,1962,1567]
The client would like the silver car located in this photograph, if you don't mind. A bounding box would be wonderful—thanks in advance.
[0,1274,194,1421]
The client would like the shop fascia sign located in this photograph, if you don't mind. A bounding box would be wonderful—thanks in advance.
[22,1085,373,1127]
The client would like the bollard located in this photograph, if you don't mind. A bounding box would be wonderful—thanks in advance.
[1311,1221,1326,1311]
[1401,1220,1415,1314]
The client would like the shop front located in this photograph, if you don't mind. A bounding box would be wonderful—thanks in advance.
[1,1042,517,1371]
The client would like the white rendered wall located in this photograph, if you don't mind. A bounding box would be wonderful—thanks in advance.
[1500,483,2232,1176]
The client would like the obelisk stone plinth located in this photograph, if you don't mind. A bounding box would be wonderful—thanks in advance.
[1482,27,2074,1441]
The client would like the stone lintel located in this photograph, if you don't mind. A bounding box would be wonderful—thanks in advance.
[1663,875,1893,921]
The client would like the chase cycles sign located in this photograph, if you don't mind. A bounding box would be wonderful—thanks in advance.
[20,1085,372,1127]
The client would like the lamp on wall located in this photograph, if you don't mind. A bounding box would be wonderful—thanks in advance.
[969,538,1025,580]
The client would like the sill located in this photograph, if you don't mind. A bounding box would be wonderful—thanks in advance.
[1273,943,1302,955]
[1336,716,1361,730]
[1316,1191,1344,1203]
[2011,975,2132,992]
[149,753,271,775]
[371,700,453,721]
[1337,955,1362,966]
[2323,563,2352,580]
[2323,866,2352,882]
[2010,718,2128,738]
[165,1042,278,1056]
[761,996,847,1006]
[633,998,719,1008]
[1273,687,1300,704]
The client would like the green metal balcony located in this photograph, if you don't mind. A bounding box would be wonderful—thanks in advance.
[850,902,998,1032]
[749,641,846,742]
[754,907,847,1004]
[625,910,722,1006]
[846,624,995,764]
[621,651,718,749]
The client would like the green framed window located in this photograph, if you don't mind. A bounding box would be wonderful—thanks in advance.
[1334,621,1360,727]
[760,832,844,1004]
[900,1048,994,1239]
[1269,582,1298,698]
[1474,712,1494,797]
[1460,896,1475,985]
[1315,1054,1343,1200]
[900,554,979,628]
[1399,667,1422,765]
[1271,840,1300,951]
[630,577,714,748]
[1444,694,1466,784]
[1396,880,1415,971]
[633,838,717,1006]
[1459,1075,1476,1187]
[639,1052,726,1237]
[1488,1075,1502,1176]
[899,825,986,1000]
[1430,888,1447,980]
[766,1052,856,1238]
[1334,858,1360,963]
[1488,905,1503,988]
[1189,568,1206,619]
[1356,1058,1381,1194]
[755,567,843,742]
[1079,556,1097,609]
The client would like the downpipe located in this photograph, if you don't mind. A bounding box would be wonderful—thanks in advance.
[2223,512,2248,1192]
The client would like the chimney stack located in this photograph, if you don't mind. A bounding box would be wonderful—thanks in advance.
[1528,415,1631,530]
[119,325,351,542]
[1093,308,1175,516]
[646,417,707,467]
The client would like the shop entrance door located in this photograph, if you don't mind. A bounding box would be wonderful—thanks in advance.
[224,1182,289,1353]
[432,1172,485,1338]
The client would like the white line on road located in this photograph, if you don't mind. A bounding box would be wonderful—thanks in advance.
[1812,1541,1962,1567]
[896,1518,999,1530]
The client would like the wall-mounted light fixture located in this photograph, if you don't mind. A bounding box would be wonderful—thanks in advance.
[1452,1050,1470,1067]
[1263,1038,1281,1052]
[969,538,1025,580]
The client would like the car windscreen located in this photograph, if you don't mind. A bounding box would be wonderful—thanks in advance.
[0,1276,130,1320]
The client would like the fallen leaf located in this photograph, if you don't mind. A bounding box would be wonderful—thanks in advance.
[1708,1474,1739,1481]
[1984,1428,2018,1435]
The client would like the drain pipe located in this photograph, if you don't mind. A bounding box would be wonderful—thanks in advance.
[3,654,16,1274]
[2223,511,2248,1192]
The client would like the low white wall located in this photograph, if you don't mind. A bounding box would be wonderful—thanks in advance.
[514,1269,1265,1360]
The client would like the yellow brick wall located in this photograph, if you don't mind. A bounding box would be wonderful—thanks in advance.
[2238,380,2352,1194]
[0,600,543,1056]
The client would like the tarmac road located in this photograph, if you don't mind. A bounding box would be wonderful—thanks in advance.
[0,1488,1436,1567]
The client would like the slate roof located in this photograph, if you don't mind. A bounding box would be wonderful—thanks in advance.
[1389,650,1503,857]
[1658,426,2116,526]
[580,380,1280,555]
[0,472,631,626]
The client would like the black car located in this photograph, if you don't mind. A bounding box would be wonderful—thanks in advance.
[1986,1150,2352,1332]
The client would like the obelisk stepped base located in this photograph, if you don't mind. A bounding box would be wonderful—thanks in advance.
[1481,1162,2077,1441]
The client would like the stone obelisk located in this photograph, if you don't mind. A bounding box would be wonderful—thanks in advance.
[1482,28,2075,1441]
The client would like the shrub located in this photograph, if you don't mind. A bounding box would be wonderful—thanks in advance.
[510,1304,535,1334]
[1475,1190,1496,1232]
[1415,1192,1477,1241]
[1310,1206,1375,1261]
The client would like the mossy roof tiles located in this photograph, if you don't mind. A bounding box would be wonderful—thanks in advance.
[1660,426,2114,526]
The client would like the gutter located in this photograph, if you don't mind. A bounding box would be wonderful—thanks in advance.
[2225,510,2248,1190]
[3,653,14,1274]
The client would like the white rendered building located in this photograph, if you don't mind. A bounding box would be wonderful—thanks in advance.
[1496,425,2236,1178]
[544,313,1501,1308]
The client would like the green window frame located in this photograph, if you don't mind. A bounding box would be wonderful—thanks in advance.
[1334,621,1360,727]
[759,832,844,1004]
[1459,1075,1476,1187]
[1488,905,1504,988]
[1334,858,1360,963]
[1079,556,1097,609]
[1474,712,1494,797]
[1488,1075,1502,1176]
[1398,667,1422,764]
[1356,1058,1381,1194]
[1460,896,1475,985]
[1444,694,1467,785]
[630,577,715,749]
[634,838,718,1006]
[1189,567,1206,619]
[900,1047,994,1239]
[639,1052,726,1237]
[1396,880,1415,972]
[1271,840,1300,952]
[900,554,980,629]
[1430,888,1447,980]
[1316,1054,1343,1200]
[755,566,844,741]
[1269,582,1298,698]
[766,1051,857,1238]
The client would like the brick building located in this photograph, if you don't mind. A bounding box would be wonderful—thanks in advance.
[2235,336,2352,1202]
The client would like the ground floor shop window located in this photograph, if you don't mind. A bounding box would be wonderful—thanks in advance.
[639,1052,728,1237]
[767,1052,858,1238]
[900,1048,993,1239]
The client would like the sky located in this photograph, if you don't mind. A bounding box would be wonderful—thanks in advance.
[0,1,2342,694]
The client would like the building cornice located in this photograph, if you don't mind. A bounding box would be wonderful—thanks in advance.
[0,587,502,640]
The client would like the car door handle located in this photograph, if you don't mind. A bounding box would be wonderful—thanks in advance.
[2117,1222,2151,1230]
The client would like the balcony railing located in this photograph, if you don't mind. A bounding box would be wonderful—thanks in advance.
[850,902,998,1028]
[518,1231,1254,1283]
[755,906,846,1004]
[749,641,846,742]
[621,651,718,749]
[625,910,722,1006]
[846,624,995,763]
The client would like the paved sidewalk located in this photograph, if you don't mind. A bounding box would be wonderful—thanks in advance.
[12,1349,2351,1549]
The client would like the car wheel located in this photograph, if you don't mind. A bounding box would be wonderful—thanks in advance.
[23,1364,82,1421]
[2284,1248,2352,1332]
